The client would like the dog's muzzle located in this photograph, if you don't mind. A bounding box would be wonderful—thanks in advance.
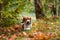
[26,20,31,25]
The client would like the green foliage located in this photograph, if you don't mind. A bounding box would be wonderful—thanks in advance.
[24,1,34,13]
[0,11,19,27]
[42,0,57,17]
[0,0,34,27]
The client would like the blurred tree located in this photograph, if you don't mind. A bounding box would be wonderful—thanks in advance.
[52,5,56,17]
[0,3,2,19]
[48,3,56,16]
[34,0,46,19]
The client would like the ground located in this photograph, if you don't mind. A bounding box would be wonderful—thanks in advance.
[0,17,60,40]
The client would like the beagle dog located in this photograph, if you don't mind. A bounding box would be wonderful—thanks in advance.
[21,17,32,30]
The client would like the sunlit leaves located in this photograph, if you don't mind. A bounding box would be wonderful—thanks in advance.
[0,0,2,3]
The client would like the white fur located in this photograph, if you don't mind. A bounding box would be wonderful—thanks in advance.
[21,20,32,30]
[24,23,32,30]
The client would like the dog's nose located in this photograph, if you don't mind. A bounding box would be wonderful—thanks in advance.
[26,21,30,24]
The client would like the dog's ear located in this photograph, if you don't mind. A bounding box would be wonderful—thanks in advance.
[22,17,26,22]
[30,17,31,20]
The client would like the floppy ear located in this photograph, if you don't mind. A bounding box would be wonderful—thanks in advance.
[30,17,31,20]
[22,17,26,23]
[28,17,31,23]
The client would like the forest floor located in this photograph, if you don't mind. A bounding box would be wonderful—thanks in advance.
[0,16,60,40]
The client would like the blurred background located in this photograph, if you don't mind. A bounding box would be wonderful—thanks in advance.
[0,0,60,27]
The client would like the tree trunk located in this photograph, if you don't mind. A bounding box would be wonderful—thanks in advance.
[52,5,57,16]
[34,0,46,19]
[0,3,2,19]
[0,0,7,19]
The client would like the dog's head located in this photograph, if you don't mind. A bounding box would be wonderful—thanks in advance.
[22,17,31,25]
